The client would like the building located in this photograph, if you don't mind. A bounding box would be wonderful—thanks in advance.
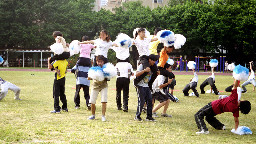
[127,0,168,9]
[93,0,109,12]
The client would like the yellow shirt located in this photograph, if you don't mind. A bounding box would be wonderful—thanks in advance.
[52,60,68,80]
[149,35,160,55]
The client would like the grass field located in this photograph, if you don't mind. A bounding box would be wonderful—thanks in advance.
[0,70,256,143]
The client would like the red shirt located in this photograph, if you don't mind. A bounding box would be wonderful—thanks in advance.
[211,89,239,117]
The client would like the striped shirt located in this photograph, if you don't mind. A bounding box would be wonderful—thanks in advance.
[71,65,90,86]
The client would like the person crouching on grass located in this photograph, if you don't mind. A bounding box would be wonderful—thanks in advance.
[48,57,69,113]
[87,56,109,122]
[194,80,251,134]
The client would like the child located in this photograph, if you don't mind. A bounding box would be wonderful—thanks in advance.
[241,61,256,92]
[195,80,251,134]
[0,77,21,101]
[152,63,174,118]
[87,56,110,122]
[134,54,158,122]
[200,67,219,95]
[76,35,95,66]
[48,57,68,113]
[133,28,158,86]
[183,69,199,97]
[149,27,163,55]
[115,62,133,112]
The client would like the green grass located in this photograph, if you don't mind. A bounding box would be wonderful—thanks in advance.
[0,71,256,143]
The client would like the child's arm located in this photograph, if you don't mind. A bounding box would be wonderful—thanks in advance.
[232,80,240,89]
[48,57,53,69]
[234,117,239,130]
[151,37,158,42]
[159,78,172,89]
[136,67,150,77]
[249,61,253,71]
[80,40,94,44]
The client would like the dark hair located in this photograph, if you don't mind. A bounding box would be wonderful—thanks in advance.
[96,55,105,63]
[148,54,159,62]
[167,45,175,49]
[82,35,89,41]
[52,31,63,38]
[164,63,171,69]
[154,27,162,35]
[100,30,111,42]
[135,27,145,39]
[240,100,251,114]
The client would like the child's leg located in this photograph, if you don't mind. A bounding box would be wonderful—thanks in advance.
[148,64,158,91]
[208,78,219,95]
[205,114,225,130]
[89,89,100,115]
[91,104,96,115]
[241,80,250,92]
[200,78,209,94]
[191,82,199,97]
[101,87,108,116]
[7,82,21,100]
[82,85,90,107]
[183,84,191,96]
[123,78,130,110]
[59,78,67,110]
[152,92,167,113]
[53,79,61,111]
[225,84,234,92]
[162,99,170,114]
[0,82,9,100]
[252,80,256,91]
[74,84,82,107]
[116,78,122,109]
[145,87,153,118]
[194,103,212,132]
[136,86,146,118]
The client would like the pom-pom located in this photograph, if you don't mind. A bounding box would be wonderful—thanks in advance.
[233,65,249,81]
[102,63,117,79]
[174,34,186,49]
[167,59,174,66]
[133,28,150,38]
[231,126,252,135]
[69,40,81,56]
[88,66,105,81]
[156,30,175,47]
[228,63,235,71]
[50,43,64,55]
[0,56,4,65]
[209,59,218,67]
[187,61,196,69]
[114,33,132,48]
[218,95,228,99]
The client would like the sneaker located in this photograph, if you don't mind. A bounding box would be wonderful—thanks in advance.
[146,117,157,122]
[75,106,80,109]
[62,108,68,112]
[196,130,209,135]
[134,116,143,121]
[14,97,22,100]
[174,96,179,102]
[117,107,122,110]
[123,109,128,112]
[222,125,226,130]
[142,107,147,113]
[161,113,172,117]
[152,112,158,118]
[50,110,61,114]
[189,92,195,96]
[102,116,106,122]
[87,106,91,111]
[201,91,205,94]
[88,115,95,120]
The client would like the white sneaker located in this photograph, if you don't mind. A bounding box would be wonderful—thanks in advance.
[14,97,21,100]
[196,130,209,135]
[88,115,95,120]
[222,126,226,130]
[102,116,106,122]
[189,92,195,96]
[152,112,158,118]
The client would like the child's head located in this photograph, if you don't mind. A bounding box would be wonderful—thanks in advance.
[82,35,89,41]
[148,54,159,66]
[100,30,111,42]
[52,31,63,38]
[154,27,162,35]
[164,63,172,72]
[135,28,145,39]
[165,45,174,53]
[240,100,251,114]
[96,55,105,67]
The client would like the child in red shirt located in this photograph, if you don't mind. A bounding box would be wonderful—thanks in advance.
[194,80,251,134]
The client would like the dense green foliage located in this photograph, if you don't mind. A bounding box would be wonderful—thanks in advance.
[0,0,255,63]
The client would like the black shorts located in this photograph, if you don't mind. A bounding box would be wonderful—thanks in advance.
[77,57,91,67]
[152,92,169,103]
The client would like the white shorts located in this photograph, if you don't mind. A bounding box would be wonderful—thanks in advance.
[250,79,256,86]
[89,87,108,104]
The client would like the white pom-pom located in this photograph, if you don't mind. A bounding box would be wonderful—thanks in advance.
[218,95,228,99]
[69,40,81,55]
[233,65,249,81]
[228,63,235,71]
[50,43,64,55]
[88,66,105,81]
[157,30,175,47]
[209,59,218,67]
[103,63,117,79]
[0,56,4,65]
[114,33,132,48]
[187,61,196,69]
[174,34,186,49]
[167,59,174,65]
[231,126,252,135]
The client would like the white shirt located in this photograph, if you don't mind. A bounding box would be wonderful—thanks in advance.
[190,72,198,83]
[94,39,113,58]
[249,71,255,80]
[111,46,130,60]
[152,75,166,94]
[209,73,215,81]
[134,37,151,57]
[115,62,133,78]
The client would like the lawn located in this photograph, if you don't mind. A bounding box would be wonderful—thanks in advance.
[0,70,256,143]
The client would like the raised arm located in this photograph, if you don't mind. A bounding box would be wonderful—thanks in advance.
[80,40,94,44]
[151,37,158,42]
[249,61,253,71]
